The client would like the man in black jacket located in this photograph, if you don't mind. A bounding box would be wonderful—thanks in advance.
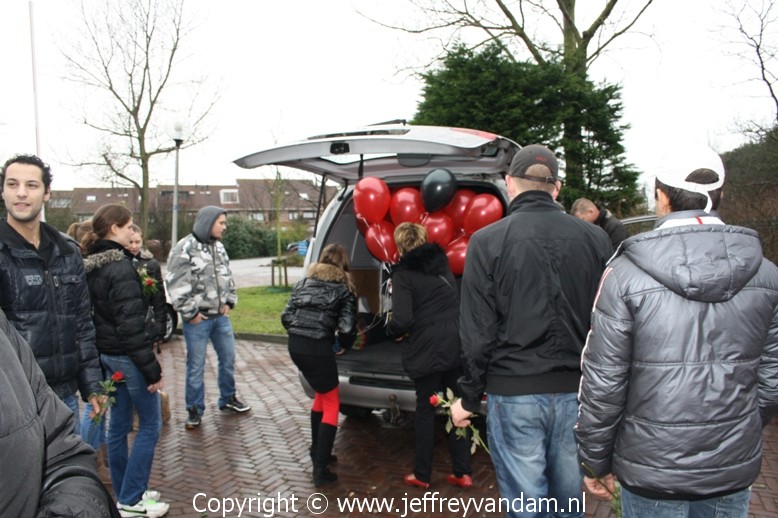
[571,197,629,251]
[0,154,102,432]
[451,145,612,517]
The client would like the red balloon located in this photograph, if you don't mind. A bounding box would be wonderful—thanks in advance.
[445,189,476,229]
[365,221,398,263]
[421,211,454,247]
[353,178,390,224]
[389,187,424,225]
[355,214,370,235]
[445,235,470,276]
[463,194,504,235]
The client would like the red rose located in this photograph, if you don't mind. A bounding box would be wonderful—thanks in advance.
[112,371,125,382]
[145,278,154,286]
[429,394,440,406]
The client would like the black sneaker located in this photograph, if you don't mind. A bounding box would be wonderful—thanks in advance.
[219,395,251,413]
[185,407,201,429]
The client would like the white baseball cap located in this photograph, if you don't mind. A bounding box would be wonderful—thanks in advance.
[655,145,725,212]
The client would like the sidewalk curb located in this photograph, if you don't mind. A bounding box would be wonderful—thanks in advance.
[236,333,287,345]
[171,329,288,345]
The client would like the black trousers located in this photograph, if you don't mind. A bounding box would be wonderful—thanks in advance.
[412,368,472,482]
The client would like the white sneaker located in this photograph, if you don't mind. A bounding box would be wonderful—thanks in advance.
[117,498,169,518]
[142,490,161,501]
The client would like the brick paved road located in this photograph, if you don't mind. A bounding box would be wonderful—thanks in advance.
[101,337,778,517]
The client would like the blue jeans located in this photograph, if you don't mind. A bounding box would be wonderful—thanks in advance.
[183,314,237,413]
[621,486,751,518]
[487,392,583,518]
[100,354,162,506]
[62,393,81,436]
[80,405,106,450]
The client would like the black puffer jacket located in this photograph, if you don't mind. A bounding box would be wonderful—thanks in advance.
[576,212,778,499]
[282,262,356,345]
[0,221,101,400]
[84,240,161,385]
[0,309,117,517]
[387,243,461,379]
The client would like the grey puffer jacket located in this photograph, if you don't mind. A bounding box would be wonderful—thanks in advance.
[576,211,778,499]
[281,262,356,342]
[0,310,117,517]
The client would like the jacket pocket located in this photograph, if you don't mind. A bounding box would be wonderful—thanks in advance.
[57,274,83,308]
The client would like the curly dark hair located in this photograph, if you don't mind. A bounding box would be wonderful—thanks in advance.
[1,154,53,191]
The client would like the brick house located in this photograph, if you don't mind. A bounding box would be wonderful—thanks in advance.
[48,178,338,226]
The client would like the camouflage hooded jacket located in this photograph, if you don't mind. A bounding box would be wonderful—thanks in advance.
[165,206,237,322]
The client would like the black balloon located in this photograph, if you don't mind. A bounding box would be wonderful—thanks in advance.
[420,168,457,213]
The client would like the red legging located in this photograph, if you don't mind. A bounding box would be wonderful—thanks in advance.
[311,386,340,426]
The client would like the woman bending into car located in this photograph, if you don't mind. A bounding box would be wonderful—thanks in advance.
[387,222,472,489]
[281,243,357,487]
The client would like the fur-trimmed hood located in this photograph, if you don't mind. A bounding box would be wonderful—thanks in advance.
[395,243,449,276]
[83,240,129,273]
[306,262,350,284]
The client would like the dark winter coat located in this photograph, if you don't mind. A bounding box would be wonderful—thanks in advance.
[458,190,613,412]
[0,309,116,517]
[0,220,102,400]
[594,206,629,250]
[386,243,461,379]
[281,262,356,353]
[84,240,161,385]
[576,211,778,499]
[132,249,167,342]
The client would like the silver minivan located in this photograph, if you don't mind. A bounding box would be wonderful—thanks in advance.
[235,124,520,419]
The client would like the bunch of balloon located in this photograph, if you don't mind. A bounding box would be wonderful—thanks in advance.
[353,171,505,272]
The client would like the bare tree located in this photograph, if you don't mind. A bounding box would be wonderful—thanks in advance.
[726,0,778,140]
[365,0,654,192]
[61,0,216,231]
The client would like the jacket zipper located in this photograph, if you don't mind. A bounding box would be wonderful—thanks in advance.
[211,242,223,311]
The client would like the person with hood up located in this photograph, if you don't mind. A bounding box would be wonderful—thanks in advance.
[575,144,778,517]
[165,206,250,431]
[281,243,356,487]
[387,222,473,490]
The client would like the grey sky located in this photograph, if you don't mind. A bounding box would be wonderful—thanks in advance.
[0,0,771,192]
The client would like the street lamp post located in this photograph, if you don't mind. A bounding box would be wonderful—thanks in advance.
[167,122,186,247]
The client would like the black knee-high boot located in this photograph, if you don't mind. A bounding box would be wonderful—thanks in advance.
[310,411,337,464]
[313,423,338,486]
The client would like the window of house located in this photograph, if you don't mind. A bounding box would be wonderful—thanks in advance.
[220,189,239,204]
[250,212,265,222]
[288,212,298,220]
[86,195,96,202]
[302,211,315,219]
[49,198,71,208]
